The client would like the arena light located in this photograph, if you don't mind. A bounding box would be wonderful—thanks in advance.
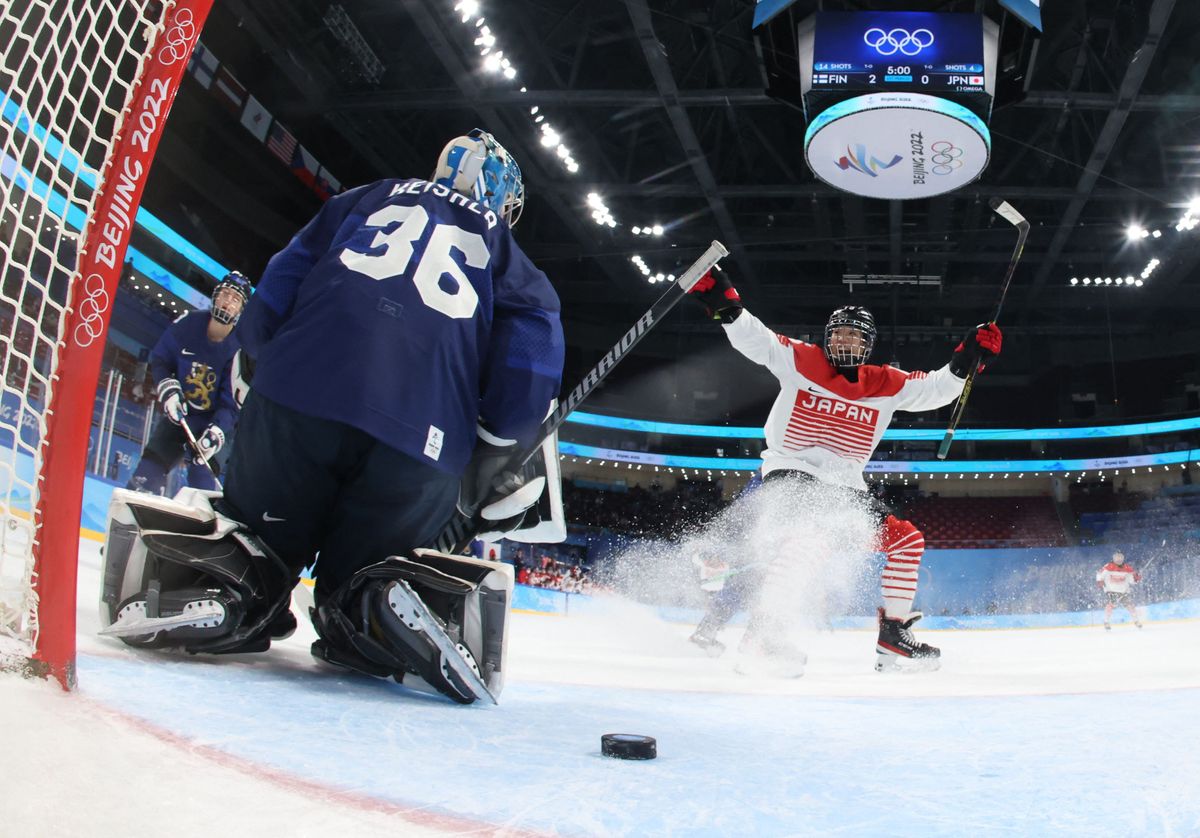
[1126,224,1149,241]
[454,0,480,22]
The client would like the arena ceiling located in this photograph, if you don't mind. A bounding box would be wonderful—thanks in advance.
[147,0,1200,425]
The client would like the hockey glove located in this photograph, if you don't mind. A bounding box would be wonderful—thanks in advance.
[157,378,187,425]
[458,435,541,535]
[231,349,254,410]
[194,424,225,463]
[949,322,1002,378]
[689,269,743,323]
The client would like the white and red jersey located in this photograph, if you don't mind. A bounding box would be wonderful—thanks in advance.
[1097,562,1140,593]
[724,310,965,490]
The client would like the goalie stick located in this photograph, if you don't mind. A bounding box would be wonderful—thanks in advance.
[430,239,730,554]
[937,198,1029,460]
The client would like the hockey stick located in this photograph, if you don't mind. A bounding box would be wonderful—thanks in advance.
[180,419,219,480]
[430,239,730,554]
[936,198,1030,460]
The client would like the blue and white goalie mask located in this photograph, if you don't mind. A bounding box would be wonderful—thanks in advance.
[433,129,525,226]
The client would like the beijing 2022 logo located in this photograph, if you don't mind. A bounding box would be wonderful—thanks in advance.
[863,27,935,56]
[835,144,903,177]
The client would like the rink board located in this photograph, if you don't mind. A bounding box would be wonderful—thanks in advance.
[27,459,1197,630]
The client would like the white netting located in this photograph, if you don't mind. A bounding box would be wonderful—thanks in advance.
[0,1,170,668]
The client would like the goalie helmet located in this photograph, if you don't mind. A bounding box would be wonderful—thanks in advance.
[211,271,250,325]
[433,129,525,226]
[824,305,876,367]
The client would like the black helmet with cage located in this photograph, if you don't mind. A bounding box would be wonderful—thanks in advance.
[824,306,876,368]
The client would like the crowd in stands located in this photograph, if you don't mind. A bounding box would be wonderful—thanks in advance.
[510,547,607,595]
[561,479,726,538]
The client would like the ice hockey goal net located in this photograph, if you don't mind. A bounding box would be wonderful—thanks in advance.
[1,0,212,687]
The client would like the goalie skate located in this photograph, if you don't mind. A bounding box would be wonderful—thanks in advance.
[380,580,497,706]
[99,591,231,644]
[875,609,941,673]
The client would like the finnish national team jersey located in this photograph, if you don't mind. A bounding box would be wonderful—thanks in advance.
[149,310,240,435]
[724,310,965,490]
[237,178,565,475]
[1097,562,1140,593]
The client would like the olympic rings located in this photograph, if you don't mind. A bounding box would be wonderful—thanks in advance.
[157,8,197,66]
[930,140,964,175]
[73,273,110,347]
[863,27,935,57]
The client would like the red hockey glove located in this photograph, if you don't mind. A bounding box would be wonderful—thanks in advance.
[949,322,1002,378]
[689,270,743,323]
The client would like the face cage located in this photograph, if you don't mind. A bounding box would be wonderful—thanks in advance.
[211,288,246,325]
[824,324,875,367]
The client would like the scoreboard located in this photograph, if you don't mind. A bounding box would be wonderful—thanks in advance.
[798,11,996,200]
[810,11,987,96]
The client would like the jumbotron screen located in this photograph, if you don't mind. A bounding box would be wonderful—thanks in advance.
[811,11,986,95]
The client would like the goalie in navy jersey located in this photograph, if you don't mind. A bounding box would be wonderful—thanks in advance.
[205,129,565,697]
[126,271,249,493]
[690,271,1002,672]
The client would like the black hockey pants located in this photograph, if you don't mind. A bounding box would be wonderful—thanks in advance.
[219,390,460,601]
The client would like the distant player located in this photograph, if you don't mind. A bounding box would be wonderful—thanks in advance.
[688,549,763,657]
[690,270,1002,672]
[126,271,249,493]
[1097,550,1143,629]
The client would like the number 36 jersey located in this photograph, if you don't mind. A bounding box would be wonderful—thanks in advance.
[237,178,565,475]
[724,310,964,490]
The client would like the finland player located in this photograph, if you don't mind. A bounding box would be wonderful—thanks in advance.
[209,129,565,695]
[126,271,249,493]
[690,271,1002,671]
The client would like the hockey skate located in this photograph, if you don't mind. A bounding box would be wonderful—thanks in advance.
[688,629,726,657]
[874,609,941,673]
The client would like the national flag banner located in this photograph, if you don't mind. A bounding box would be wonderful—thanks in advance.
[266,121,298,168]
[187,40,219,89]
[968,75,984,85]
[291,145,320,189]
[212,65,246,115]
[240,95,272,143]
[315,166,342,200]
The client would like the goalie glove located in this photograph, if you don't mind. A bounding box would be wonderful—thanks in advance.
[458,429,541,535]
[193,424,225,464]
[688,269,743,323]
[949,322,1002,378]
[157,378,187,425]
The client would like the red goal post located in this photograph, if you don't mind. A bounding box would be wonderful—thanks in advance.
[1,0,214,688]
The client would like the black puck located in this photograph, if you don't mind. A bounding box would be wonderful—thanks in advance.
[601,733,657,760]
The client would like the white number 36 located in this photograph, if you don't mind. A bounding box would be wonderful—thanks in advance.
[337,204,488,319]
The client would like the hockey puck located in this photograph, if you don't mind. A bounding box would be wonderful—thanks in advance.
[601,733,656,760]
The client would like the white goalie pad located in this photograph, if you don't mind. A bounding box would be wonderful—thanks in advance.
[408,549,515,698]
[99,488,235,630]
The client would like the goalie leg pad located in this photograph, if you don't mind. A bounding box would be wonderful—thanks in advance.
[311,550,513,704]
[100,489,295,654]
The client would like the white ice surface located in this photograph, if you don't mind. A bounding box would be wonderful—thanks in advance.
[3,539,1199,837]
